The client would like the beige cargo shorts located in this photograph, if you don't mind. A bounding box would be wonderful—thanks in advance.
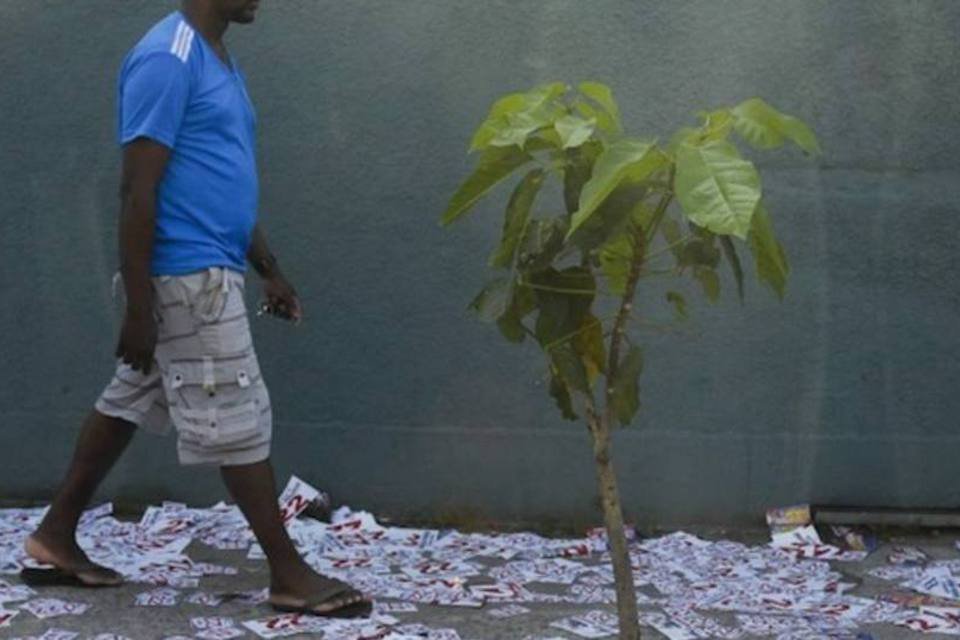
[95,267,272,466]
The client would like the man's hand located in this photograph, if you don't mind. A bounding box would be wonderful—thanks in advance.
[115,309,158,374]
[261,273,303,324]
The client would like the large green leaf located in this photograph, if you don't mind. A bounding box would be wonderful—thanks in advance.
[567,139,662,239]
[777,113,822,156]
[468,278,511,322]
[694,267,720,302]
[719,235,745,302]
[599,233,633,296]
[731,98,821,155]
[517,218,567,272]
[441,146,532,226]
[573,313,606,384]
[611,346,643,426]
[469,93,528,151]
[695,108,734,142]
[674,139,761,239]
[497,280,536,343]
[532,267,596,348]
[748,202,789,299]
[578,81,622,134]
[554,115,597,149]
[562,142,602,215]
[679,237,721,269]
[665,126,701,157]
[489,169,545,268]
[596,201,656,294]
[659,216,685,261]
[568,183,648,253]
[490,106,567,149]
[574,100,615,137]
[549,370,578,420]
[549,342,590,394]
[470,83,567,152]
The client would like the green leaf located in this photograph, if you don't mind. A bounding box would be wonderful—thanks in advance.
[748,202,789,299]
[611,346,643,426]
[489,169,545,268]
[730,98,785,150]
[666,291,687,319]
[470,83,568,152]
[574,100,617,137]
[562,142,602,215]
[497,279,536,343]
[549,342,590,394]
[573,314,606,384]
[660,216,684,261]
[468,278,511,322]
[567,139,663,239]
[517,218,567,272]
[630,199,658,232]
[599,232,633,296]
[532,267,596,347]
[567,185,648,253]
[665,126,701,157]
[596,200,654,295]
[694,266,720,302]
[441,146,532,225]
[731,98,822,155]
[578,82,622,133]
[488,111,548,148]
[554,115,597,149]
[549,370,578,420]
[679,237,721,269]
[695,108,734,142]
[778,113,822,156]
[469,93,528,151]
[674,139,761,239]
[533,274,597,395]
[719,235,745,302]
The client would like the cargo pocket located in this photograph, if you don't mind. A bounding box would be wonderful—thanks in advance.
[164,353,265,452]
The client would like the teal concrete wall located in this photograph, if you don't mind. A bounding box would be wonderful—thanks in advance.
[1,1,958,527]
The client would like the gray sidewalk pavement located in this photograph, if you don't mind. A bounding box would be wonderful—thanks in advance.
[3,521,960,639]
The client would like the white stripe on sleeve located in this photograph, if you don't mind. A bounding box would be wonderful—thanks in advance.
[170,21,186,57]
[178,27,195,62]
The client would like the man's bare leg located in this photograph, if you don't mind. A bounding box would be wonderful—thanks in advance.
[26,409,134,585]
[220,458,368,613]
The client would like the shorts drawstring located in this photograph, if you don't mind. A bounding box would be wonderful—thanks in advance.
[195,267,231,324]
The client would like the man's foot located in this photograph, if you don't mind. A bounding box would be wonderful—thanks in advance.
[23,532,123,587]
[269,566,371,617]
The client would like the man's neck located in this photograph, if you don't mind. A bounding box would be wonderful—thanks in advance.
[181,1,229,47]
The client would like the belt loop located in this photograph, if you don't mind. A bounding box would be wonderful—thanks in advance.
[202,356,216,396]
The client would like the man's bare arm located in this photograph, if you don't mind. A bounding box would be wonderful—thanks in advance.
[247,223,280,279]
[247,224,302,323]
[115,138,171,373]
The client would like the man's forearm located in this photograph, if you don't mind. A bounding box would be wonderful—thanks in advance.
[247,224,280,278]
[118,184,157,316]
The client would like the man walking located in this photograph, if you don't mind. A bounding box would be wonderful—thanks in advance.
[24,0,370,618]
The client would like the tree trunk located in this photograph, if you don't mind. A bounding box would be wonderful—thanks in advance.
[590,185,674,640]
[589,413,640,639]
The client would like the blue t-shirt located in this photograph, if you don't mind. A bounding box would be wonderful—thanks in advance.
[118,11,258,276]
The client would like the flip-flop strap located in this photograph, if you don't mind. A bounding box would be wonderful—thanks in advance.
[75,567,121,585]
[302,583,357,609]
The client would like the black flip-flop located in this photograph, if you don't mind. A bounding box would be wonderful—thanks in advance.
[270,584,373,619]
[20,566,123,588]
